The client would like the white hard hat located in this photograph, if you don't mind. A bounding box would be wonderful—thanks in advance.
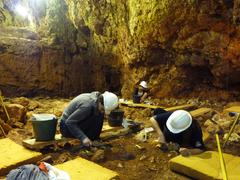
[102,91,119,115]
[166,110,192,134]
[139,81,148,89]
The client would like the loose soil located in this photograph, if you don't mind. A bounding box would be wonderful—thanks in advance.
[1,97,240,180]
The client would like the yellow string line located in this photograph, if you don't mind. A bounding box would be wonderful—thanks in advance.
[216,134,228,180]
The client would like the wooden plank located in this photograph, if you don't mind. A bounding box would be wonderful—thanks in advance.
[22,124,123,150]
[55,157,119,180]
[119,100,164,109]
[102,123,123,133]
[165,104,194,112]
[120,100,196,112]
[22,134,79,150]
[190,108,212,117]
[0,138,43,176]
[101,128,132,141]
[224,106,240,114]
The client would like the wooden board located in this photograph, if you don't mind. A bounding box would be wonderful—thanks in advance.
[165,104,195,112]
[119,100,164,109]
[55,157,119,180]
[102,123,123,133]
[190,108,212,117]
[224,106,240,114]
[22,124,123,150]
[101,128,132,141]
[22,134,79,150]
[0,138,43,176]
[120,100,195,112]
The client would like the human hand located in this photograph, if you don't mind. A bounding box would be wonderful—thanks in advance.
[179,148,191,157]
[168,142,180,151]
[82,137,92,147]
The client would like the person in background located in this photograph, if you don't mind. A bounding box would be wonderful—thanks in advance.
[60,91,118,147]
[150,109,205,156]
[132,81,149,103]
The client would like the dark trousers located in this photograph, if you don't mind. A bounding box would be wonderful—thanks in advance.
[60,120,74,138]
[60,114,104,141]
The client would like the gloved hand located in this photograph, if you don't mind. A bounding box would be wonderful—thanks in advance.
[167,142,180,152]
[157,142,180,152]
[179,148,191,157]
[158,143,169,152]
[82,137,92,147]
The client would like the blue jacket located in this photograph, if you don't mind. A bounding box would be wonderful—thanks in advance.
[60,91,104,141]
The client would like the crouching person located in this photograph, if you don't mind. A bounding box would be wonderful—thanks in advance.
[150,109,205,156]
[60,91,118,147]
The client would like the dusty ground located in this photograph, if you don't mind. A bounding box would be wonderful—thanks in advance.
[2,96,240,179]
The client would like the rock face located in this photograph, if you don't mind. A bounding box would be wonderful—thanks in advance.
[0,103,27,127]
[0,0,240,99]
[0,25,110,96]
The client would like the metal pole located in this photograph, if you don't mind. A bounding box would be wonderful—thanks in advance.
[216,134,228,180]
[223,113,240,148]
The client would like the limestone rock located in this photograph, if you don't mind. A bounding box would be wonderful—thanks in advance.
[218,120,233,131]
[234,124,240,135]
[140,108,152,118]
[224,132,240,143]
[204,119,214,127]
[5,104,27,124]
[117,163,124,168]
[206,124,222,135]
[91,149,105,163]
[11,97,30,107]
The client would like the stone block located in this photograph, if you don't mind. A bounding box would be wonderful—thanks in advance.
[0,138,42,176]
[55,157,119,180]
[169,151,240,180]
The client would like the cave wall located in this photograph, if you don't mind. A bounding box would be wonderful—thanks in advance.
[0,0,122,96]
[1,0,240,99]
[119,0,240,98]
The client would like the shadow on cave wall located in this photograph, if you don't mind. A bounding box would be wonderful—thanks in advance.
[103,64,121,95]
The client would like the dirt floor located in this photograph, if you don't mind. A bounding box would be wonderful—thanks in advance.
[2,96,240,179]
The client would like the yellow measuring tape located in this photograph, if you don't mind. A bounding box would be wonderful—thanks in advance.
[216,134,228,180]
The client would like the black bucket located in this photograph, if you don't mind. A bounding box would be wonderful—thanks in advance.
[132,95,141,103]
[108,109,124,127]
[32,114,57,141]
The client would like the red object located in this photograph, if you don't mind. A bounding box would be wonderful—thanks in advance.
[39,162,48,173]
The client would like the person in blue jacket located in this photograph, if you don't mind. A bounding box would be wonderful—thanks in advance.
[60,91,118,147]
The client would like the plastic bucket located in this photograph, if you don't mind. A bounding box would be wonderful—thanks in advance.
[132,95,141,103]
[31,114,57,141]
[108,109,124,127]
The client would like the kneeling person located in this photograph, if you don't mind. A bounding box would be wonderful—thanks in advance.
[60,91,118,147]
[150,109,205,156]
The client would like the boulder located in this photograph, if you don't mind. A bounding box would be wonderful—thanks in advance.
[5,104,27,124]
